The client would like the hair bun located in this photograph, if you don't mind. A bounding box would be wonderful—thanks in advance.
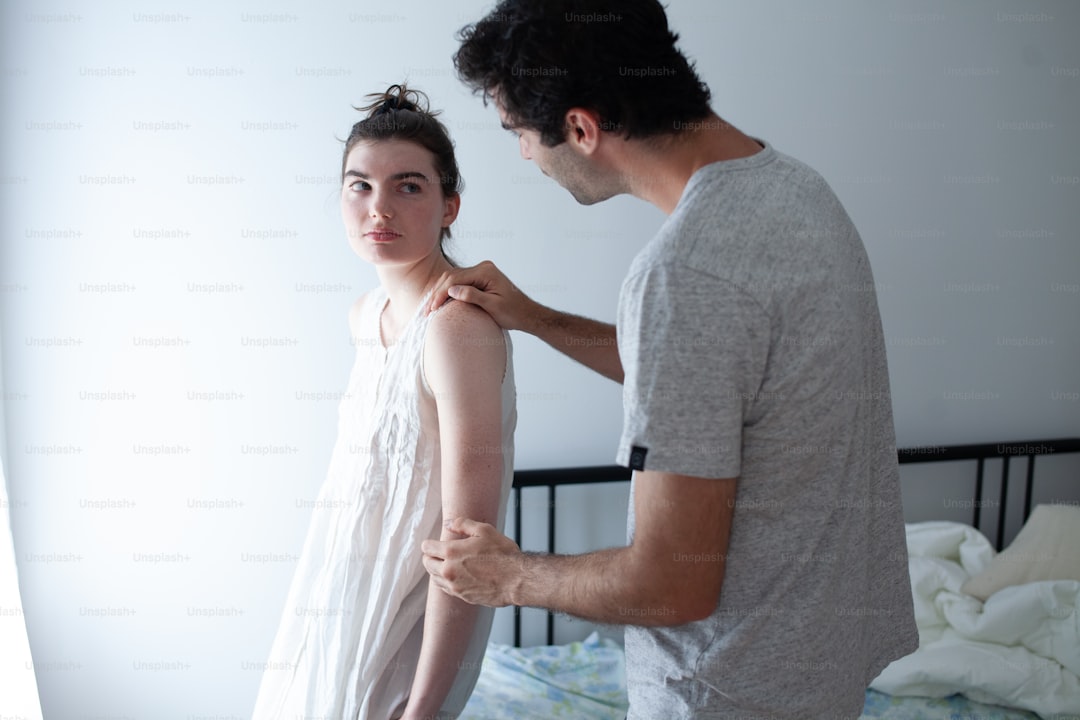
[359,83,429,118]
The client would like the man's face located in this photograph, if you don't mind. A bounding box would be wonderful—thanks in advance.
[495,99,619,206]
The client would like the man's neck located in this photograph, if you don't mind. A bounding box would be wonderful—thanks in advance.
[615,113,764,215]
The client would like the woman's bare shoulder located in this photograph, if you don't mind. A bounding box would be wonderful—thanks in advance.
[428,298,504,341]
[424,300,507,384]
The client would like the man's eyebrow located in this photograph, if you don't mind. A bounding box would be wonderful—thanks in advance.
[343,170,432,182]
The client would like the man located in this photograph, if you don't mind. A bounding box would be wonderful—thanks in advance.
[421,1,918,717]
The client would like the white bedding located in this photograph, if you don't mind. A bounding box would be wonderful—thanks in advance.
[871,521,1080,718]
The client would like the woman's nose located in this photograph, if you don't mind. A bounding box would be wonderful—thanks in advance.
[369,189,392,218]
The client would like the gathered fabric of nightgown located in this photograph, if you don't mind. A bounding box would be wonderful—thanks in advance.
[252,286,516,720]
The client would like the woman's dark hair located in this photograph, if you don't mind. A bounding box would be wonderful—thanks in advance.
[342,84,463,246]
[454,0,712,147]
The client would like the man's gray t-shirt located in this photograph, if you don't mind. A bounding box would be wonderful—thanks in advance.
[615,141,917,719]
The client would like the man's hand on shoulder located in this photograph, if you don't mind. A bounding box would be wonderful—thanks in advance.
[426,261,623,382]
[426,261,546,334]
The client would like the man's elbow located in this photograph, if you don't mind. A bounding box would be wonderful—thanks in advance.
[621,551,724,626]
[633,580,721,627]
[666,590,720,625]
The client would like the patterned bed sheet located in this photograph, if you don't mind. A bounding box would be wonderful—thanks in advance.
[460,633,1043,720]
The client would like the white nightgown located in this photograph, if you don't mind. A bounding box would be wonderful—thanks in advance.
[252,287,516,720]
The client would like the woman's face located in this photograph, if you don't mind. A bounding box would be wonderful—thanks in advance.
[341,139,459,267]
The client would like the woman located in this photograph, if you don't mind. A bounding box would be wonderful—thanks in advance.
[252,85,515,720]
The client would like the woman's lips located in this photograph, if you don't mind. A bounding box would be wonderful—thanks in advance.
[366,229,400,242]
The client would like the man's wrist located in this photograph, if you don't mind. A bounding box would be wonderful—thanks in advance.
[522,301,557,338]
[506,550,531,607]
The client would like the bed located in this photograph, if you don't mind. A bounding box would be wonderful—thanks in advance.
[460,437,1080,720]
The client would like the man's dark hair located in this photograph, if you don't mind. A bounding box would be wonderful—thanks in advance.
[454,0,712,147]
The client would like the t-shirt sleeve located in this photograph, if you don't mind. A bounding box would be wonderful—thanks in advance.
[615,263,770,479]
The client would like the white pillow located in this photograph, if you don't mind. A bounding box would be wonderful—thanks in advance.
[961,503,1080,601]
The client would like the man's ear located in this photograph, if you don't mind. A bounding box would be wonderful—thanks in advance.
[563,108,604,155]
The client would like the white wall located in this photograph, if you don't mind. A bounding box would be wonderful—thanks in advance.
[1,0,1077,717]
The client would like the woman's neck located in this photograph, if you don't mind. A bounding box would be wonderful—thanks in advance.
[375,253,454,344]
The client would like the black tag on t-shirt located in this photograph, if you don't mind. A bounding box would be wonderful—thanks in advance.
[629,445,648,471]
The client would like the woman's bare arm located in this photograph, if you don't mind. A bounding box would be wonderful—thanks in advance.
[426,261,623,383]
[399,300,509,720]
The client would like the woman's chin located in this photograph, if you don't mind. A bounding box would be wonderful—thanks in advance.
[348,241,392,265]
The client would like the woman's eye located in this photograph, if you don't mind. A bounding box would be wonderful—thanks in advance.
[401,182,421,194]
[349,180,370,191]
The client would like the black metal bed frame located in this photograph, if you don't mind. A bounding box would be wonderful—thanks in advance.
[509,436,1080,647]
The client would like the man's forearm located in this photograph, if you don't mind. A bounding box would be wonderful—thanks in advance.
[511,547,698,627]
[527,306,623,383]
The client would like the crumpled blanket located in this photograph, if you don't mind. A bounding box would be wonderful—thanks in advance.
[871,521,1080,718]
